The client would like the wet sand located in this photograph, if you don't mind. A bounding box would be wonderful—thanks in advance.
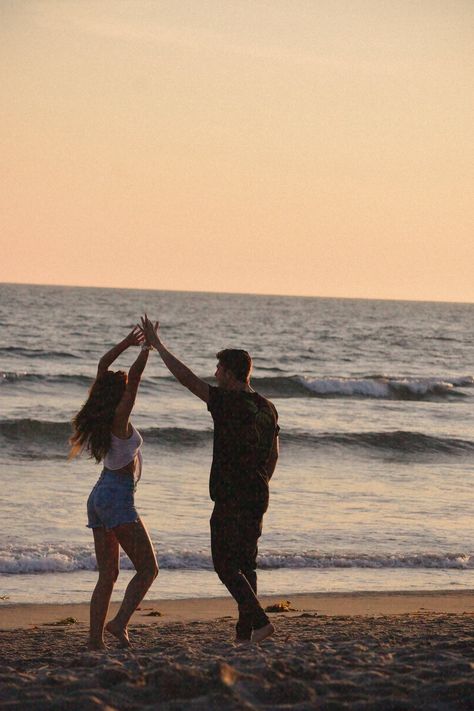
[2,591,474,709]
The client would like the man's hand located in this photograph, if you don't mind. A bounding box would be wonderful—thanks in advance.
[140,315,160,349]
[138,313,209,403]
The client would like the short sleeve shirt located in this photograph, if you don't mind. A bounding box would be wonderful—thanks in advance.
[207,386,280,513]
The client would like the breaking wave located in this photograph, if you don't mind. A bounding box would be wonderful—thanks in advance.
[2,544,474,574]
[293,375,473,400]
[2,371,473,401]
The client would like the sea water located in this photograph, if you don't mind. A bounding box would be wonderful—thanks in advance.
[1,283,474,604]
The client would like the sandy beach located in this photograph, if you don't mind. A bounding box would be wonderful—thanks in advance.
[2,591,474,709]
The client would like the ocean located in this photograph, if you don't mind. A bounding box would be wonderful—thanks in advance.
[1,282,474,605]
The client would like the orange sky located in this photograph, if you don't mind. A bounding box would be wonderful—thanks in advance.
[1,1,473,301]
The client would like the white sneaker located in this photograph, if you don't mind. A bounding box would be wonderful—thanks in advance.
[251,622,275,644]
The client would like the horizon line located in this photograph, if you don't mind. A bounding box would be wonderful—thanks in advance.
[1,279,473,307]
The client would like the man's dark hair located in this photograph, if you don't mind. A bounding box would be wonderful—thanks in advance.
[216,349,252,383]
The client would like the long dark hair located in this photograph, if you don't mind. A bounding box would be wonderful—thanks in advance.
[68,370,127,463]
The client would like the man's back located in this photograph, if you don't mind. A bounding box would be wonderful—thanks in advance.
[207,386,279,512]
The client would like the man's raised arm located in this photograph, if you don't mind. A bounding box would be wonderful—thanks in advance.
[140,315,210,403]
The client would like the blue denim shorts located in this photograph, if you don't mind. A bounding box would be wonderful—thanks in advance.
[87,468,139,530]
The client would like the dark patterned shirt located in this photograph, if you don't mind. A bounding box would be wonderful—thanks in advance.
[207,386,280,513]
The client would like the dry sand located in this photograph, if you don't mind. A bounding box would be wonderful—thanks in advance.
[2,591,474,709]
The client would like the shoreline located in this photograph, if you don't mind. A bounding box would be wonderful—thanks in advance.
[2,588,474,630]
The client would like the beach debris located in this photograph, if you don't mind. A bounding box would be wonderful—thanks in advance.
[265,600,298,613]
[44,616,78,626]
[0,595,10,600]
[217,661,239,687]
[143,610,162,616]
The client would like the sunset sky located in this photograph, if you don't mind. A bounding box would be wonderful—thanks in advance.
[1,1,473,301]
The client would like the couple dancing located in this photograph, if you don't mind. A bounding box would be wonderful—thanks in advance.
[69,315,280,651]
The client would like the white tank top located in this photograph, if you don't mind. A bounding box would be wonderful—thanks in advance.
[104,424,143,483]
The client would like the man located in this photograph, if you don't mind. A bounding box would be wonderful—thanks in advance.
[140,315,279,643]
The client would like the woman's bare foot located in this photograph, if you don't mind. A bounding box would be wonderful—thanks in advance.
[105,619,131,648]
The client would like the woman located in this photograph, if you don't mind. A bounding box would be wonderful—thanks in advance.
[69,326,158,650]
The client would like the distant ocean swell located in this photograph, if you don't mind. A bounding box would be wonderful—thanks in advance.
[2,419,474,457]
[0,347,81,359]
[2,371,473,400]
[2,545,474,574]
[285,430,474,455]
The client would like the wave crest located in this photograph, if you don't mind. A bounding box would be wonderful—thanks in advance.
[295,375,473,400]
[2,371,473,401]
[1,420,473,457]
[1,544,473,574]
[290,430,474,455]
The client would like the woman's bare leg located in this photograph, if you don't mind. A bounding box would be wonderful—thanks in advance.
[105,518,158,647]
[89,527,119,650]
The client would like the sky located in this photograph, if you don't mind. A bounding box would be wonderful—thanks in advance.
[1,0,473,301]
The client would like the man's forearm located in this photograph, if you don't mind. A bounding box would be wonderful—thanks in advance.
[154,338,197,388]
[142,318,209,401]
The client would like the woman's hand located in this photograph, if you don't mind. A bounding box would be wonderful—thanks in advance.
[125,325,145,347]
[140,315,160,349]
[97,326,145,377]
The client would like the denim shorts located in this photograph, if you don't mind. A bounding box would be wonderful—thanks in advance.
[87,468,139,530]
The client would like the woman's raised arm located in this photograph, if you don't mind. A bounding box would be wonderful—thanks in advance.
[112,344,151,430]
[97,326,144,378]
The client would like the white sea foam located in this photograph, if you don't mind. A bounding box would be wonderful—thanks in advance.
[1,545,473,574]
[258,553,474,570]
[296,375,474,399]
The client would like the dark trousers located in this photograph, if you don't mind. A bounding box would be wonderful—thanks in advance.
[210,503,269,639]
